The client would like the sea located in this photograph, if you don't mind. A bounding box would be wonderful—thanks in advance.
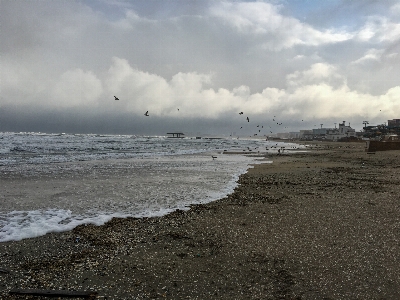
[0,132,303,242]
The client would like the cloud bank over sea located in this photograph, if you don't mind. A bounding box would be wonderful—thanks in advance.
[1,0,400,134]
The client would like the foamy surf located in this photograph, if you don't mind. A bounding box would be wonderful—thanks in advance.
[0,133,302,242]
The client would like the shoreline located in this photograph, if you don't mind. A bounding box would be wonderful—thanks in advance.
[0,151,264,242]
[1,142,400,299]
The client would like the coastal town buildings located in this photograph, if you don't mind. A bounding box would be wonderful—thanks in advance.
[325,121,356,141]
[289,132,300,139]
[299,130,313,140]
[273,119,399,142]
[363,119,400,139]
[276,132,290,139]
[388,119,400,127]
[295,121,356,141]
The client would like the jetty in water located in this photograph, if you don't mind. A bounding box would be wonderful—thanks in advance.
[167,132,184,138]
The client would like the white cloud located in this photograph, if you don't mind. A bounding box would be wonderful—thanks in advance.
[390,3,400,16]
[386,52,398,59]
[357,16,400,43]
[351,48,384,65]
[51,69,103,108]
[3,53,400,126]
[210,1,352,50]
[286,63,344,89]
[292,55,305,60]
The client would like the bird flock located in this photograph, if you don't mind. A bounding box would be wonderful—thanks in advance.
[235,111,292,139]
[113,95,304,139]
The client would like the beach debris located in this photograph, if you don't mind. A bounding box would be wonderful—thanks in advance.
[9,289,98,299]
[114,96,119,100]
[212,156,217,160]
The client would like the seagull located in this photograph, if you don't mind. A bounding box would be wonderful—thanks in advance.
[144,111,149,116]
[114,96,119,101]
[239,112,243,115]
[247,117,249,122]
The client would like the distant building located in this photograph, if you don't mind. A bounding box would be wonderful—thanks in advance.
[388,119,400,127]
[312,128,331,136]
[276,132,290,139]
[289,132,300,139]
[299,130,313,140]
[363,124,384,140]
[325,121,356,141]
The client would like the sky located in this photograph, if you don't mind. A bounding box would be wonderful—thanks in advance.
[1,0,400,136]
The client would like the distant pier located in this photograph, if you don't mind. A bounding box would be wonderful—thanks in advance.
[167,132,185,138]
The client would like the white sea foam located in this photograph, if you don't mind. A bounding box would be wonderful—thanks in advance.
[0,209,133,242]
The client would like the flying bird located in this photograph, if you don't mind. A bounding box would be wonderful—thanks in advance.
[239,112,243,115]
[114,96,119,100]
[144,111,149,116]
[247,117,249,122]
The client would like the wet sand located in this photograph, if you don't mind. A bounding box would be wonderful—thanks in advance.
[1,142,400,299]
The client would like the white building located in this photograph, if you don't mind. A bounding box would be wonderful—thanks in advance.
[326,121,356,141]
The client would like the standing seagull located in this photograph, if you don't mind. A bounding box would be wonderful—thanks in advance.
[144,111,149,116]
[114,96,119,100]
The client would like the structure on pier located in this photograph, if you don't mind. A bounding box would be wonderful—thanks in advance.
[167,132,184,138]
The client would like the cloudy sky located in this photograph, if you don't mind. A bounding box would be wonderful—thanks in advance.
[1,0,400,136]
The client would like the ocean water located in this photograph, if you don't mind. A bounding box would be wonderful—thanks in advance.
[0,132,303,242]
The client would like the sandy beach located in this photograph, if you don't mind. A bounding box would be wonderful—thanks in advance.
[1,142,400,299]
